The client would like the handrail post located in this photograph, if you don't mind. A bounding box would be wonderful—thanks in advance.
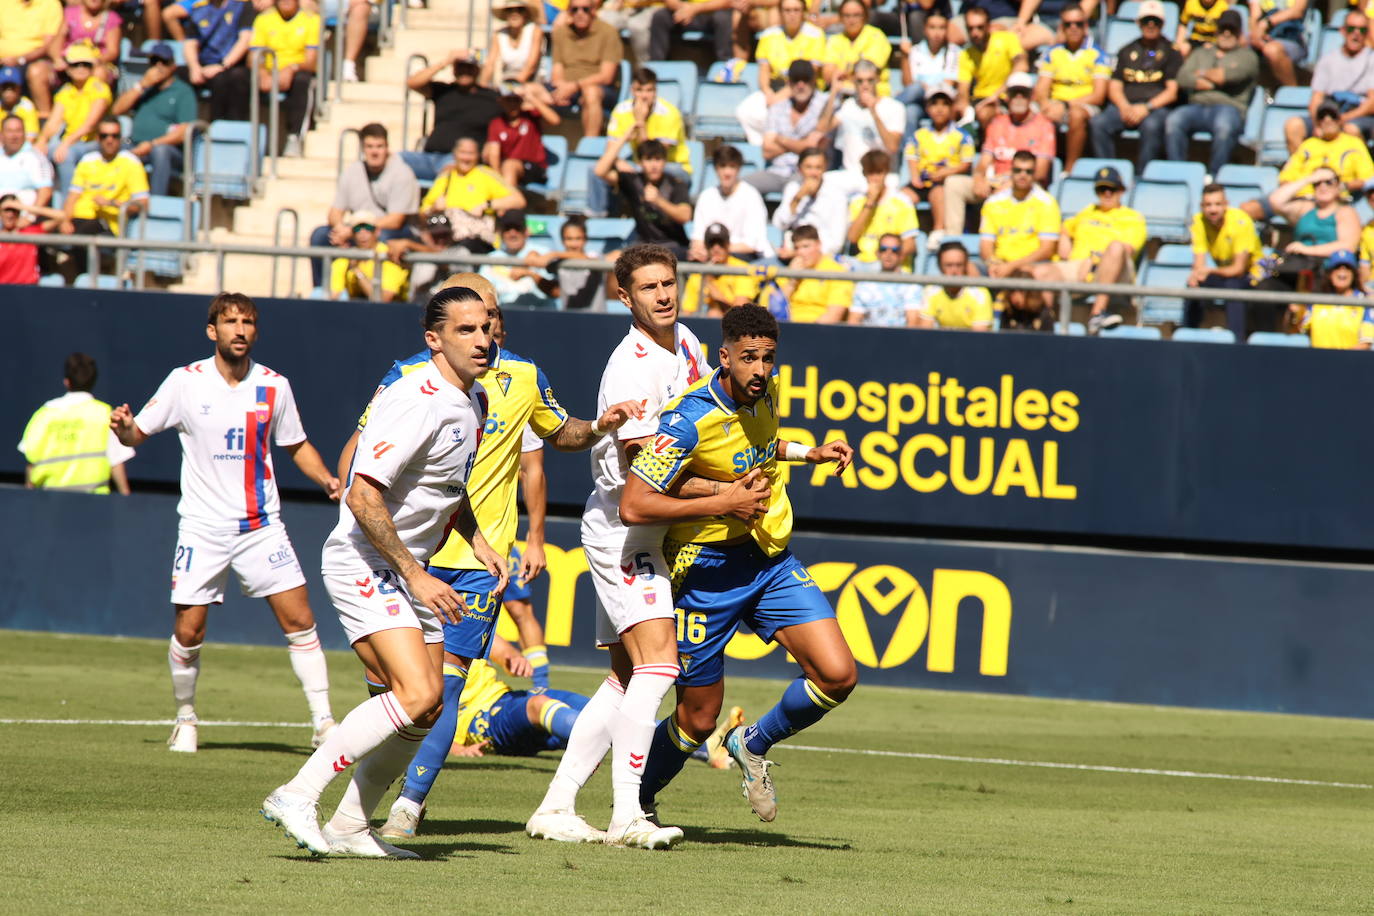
[267,49,280,180]
[216,248,227,291]
[332,15,346,104]
[248,48,261,182]
[182,119,210,242]
[271,206,300,297]
[114,200,130,281]
[136,198,149,289]
[1059,288,1072,334]
[336,126,361,181]
[370,245,383,302]
[248,48,279,187]
[86,240,99,287]
[403,54,429,154]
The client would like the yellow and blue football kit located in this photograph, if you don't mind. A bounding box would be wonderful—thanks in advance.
[629,369,835,688]
[1279,133,1374,197]
[457,659,587,755]
[1039,44,1110,103]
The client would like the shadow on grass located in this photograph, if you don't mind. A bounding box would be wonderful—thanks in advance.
[440,760,550,774]
[415,817,526,836]
[681,825,854,850]
[189,740,312,756]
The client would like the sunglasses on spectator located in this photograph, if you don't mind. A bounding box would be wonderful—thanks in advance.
[98,131,121,139]
[1313,177,1338,187]
[569,4,592,11]
[1139,16,1163,25]
[878,244,902,253]
[1,207,20,214]
[1346,24,1369,34]
[1095,185,1120,193]
[353,223,376,231]
[1012,166,1034,174]
[69,61,93,68]
[1062,18,1085,26]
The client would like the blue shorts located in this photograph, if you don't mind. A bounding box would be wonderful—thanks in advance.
[429,567,503,660]
[505,544,533,604]
[471,688,588,755]
[669,541,835,687]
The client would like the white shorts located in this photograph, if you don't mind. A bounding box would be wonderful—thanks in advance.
[170,522,307,606]
[322,566,445,646]
[584,539,675,646]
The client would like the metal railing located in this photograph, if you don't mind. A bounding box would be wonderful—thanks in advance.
[271,207,301,297]
[180,119,210,240]
[248,48,281,182]
[401,54,430,153]
[8,231,1370,328]
[335,126,362,180]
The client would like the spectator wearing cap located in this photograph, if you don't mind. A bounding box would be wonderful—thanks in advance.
[482,0,544,88]
[1089,0,1181,170]
[0,0,61,120]
[419,136,526,252]
[1282,10,1374,154]
[690,145,773,263]
[309,122,419,288]
[955,4,1029,128]
[35,43,111,192]
[979,148,1061,281]
[828,59,905,173]
[0,67,40,141]
[1248,0,1307,88]
[0,114,52,206]
[941,72,1054,236]
[848,232,922,327]
[484,86,558,191]
[1243,109,1374,224]
[773,146,848,258]
[737,0,827,146]
[682,223,761,316]
[0,192,45,284]
[747,60,836,197]
[403,51,504,183]
[593,135,690,256]
[1295,250,1370,348]
[1187,183,1265,336]
[1165,10,1257,180]
[586,66,690,217]
[1176,0,1230,58]
[329,209,410,302]
[848,149,919,265]
[1031,166,1145,333]
[900,82,973,243]
[181,0,255,122]
[824,0,891,90]
[916,240,994,330]
[1033,3,1108,171]
[778,223,852,323]
[53,0,122,88]
[250,0,321,156]
[523,214,607,309]
[110,43,197,197]
[548,0,622,137]
[897,11,961,130]
[481,210,554,308]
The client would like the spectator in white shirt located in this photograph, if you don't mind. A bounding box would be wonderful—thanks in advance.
[829,59,906,173]
[773,146,849,258]
[898,13,962,134]
[746,59,837,196]
[0,114,52,206]
[690,144,774,261]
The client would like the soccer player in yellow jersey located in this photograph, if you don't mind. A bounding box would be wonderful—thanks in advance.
[980,149,1061,278]
[1032,166,1145,332]
[1188,184,1266,335]
[623,304,856,823]
[1033,4,1108,169]
[1246,104,1374,224]
[901,84,974,237]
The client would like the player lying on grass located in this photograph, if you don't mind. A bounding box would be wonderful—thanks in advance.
[622,304,859,824]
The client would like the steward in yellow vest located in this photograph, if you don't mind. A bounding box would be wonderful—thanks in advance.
[18,353,133,494]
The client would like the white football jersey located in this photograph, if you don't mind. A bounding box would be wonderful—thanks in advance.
[322,366,487,573]
[134,358,307,534]
[581,322,708,548]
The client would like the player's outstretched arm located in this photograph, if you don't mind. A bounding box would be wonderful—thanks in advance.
[452,494,512,594]
[348,474,464,623]
[780,438,854,477]
[286,440,342,501]
[545,399,646,452]
[621,469,771,526]
[109,404,149,448]
[490,635,532,677]
[517,447,547,581]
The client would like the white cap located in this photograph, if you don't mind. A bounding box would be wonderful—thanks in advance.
[1005,72,1035,92]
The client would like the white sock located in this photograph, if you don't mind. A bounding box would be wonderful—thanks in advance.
[168,636,201,720]
[609,664,679,827]
[284,692,412,802]
[325,723,430,835]
[537,674,623,812]
[284,626,333,727]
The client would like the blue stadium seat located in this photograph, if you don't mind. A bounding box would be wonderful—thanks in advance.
[526,214,566,240]
[558,154,601,213]
[1248,331,1311,347]
[1056,176,1100,216]
[1216,163,1280,205]
[38,273,64,287]
[1152,243,1199,266]
[1256,89,1313,166]
[586,216,635,249]
[127,195,198,278]
[1104,18,1138,56]
[1239,90,1268,149]
[1172,327,1236,343]
[693,82,750,143]
[525,134,567,199]
[1064,321,1087,336]
[192,121,266,201]
[74,273,126,290]
[1099,324,1162,340]
[1130,179,1193,243]
[1271,86,1314,110]
[643,61,699,120]
[656,80,685,111]
[766,222,782,251]
[1137,261,1192,323]
[574,136,610,158]
[1115,1,1179,35]
[706,60,758,86]
[1141,160,1205,196]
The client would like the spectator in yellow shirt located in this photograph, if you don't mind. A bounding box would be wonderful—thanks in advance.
[588,66,690,217]
[1188,184,1266,337]
[59,117,146,274]
[34,42,110,191]
[1245,104,1374,226]
[823,0,891,90]
[848,148,919,264]
[778,224,852,322]
[1294,249,1370,348]
[1177,0,1229,57]
[1032,4,1109,169]
[250,0,320,152]
[420,136,526,252]
[956,5,1028,127]
[682,223,761,315]
[0,0,62,121]
[916,239,994,330]
[0,67,40,140]
[979,149,1061,278]
[1032,166,1144,332]
[329,209,410,302]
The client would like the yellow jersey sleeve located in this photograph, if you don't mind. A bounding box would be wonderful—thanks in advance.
[1360,223,1374,266]
[1190,212,1208,254]
[956,47,976,85]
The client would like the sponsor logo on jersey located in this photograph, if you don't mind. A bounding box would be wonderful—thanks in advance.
[199,403,211,415]
[267,547,295,569]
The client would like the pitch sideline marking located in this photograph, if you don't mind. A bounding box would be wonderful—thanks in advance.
[2,718,1367,790]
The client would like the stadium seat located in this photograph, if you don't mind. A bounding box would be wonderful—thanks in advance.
[585,216,635,250]
[1115,1,1179,35]
[1239,91,1268,150]
[693,82,751,143]
[655,80,685,111]
[574,136,610,158]
[1142,160,1205,197]
[1256,89,1313,167]
[38,273,64,287]
[524,134,567,200]
[127,194,199,278]
[1152,243,1202,266]
[1216,163,1280,205]
[526,214,565,240]
[1137,261,1192,324]
[1064,321,1087,336]
[706,60,758,86]
[1248,331,1311,347]
[74,273,126,290]
[766,222,783,251]
[1130,179,1193,243]
[192,121,266,201]
[643,61,699,121]
[1056,176,1100,216]
[1172,327,1236,344]
[1099,324,1162,340]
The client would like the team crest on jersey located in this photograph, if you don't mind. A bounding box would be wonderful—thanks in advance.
[643,586,657,605]
[652,434,679,455]
[678,653,692,673]
[254,401,270,424]
[385,600,400,616]
[494,371,512,395]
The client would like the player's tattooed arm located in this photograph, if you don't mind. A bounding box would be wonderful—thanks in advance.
[286,439,342,501]
[545,399,646,451]
[453,493,512,593]
[347,475,464,623]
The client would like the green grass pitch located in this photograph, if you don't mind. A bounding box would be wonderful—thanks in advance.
[2,630,1371,914]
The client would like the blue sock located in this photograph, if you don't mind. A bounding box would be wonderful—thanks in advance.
[638,715,701,809]
[537,698,577,743]
[523,645,550,690]
[744,677,841,756]
[364,676,388,697]
[400,663,467,806]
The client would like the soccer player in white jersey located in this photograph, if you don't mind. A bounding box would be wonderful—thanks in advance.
[110,293,340,754]
[261,285,509,858]
[526,244,772,849]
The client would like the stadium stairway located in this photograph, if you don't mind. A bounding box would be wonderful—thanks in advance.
[169,1,491,298]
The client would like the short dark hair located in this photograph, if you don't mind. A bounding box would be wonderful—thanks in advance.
[713,144,744,169]
[860,149,890,176]
[638,138,667,161]
[561,213,588,238]
[964,4,988,21]
[98,116,121,135]
[207,292,257,325]
[1012,149,1036,167]
[614,242,677,289]
[721,304,779,343]
[359,122,388,143]
[423,284,485,331]
[791,224,820,244]
[1202,182,1226,197]
[632,66,658,85]
[65,352,97,392]
[798,146,826,167]
[937,240,968,261]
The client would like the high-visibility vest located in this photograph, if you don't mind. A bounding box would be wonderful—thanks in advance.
[21,396,115,494]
